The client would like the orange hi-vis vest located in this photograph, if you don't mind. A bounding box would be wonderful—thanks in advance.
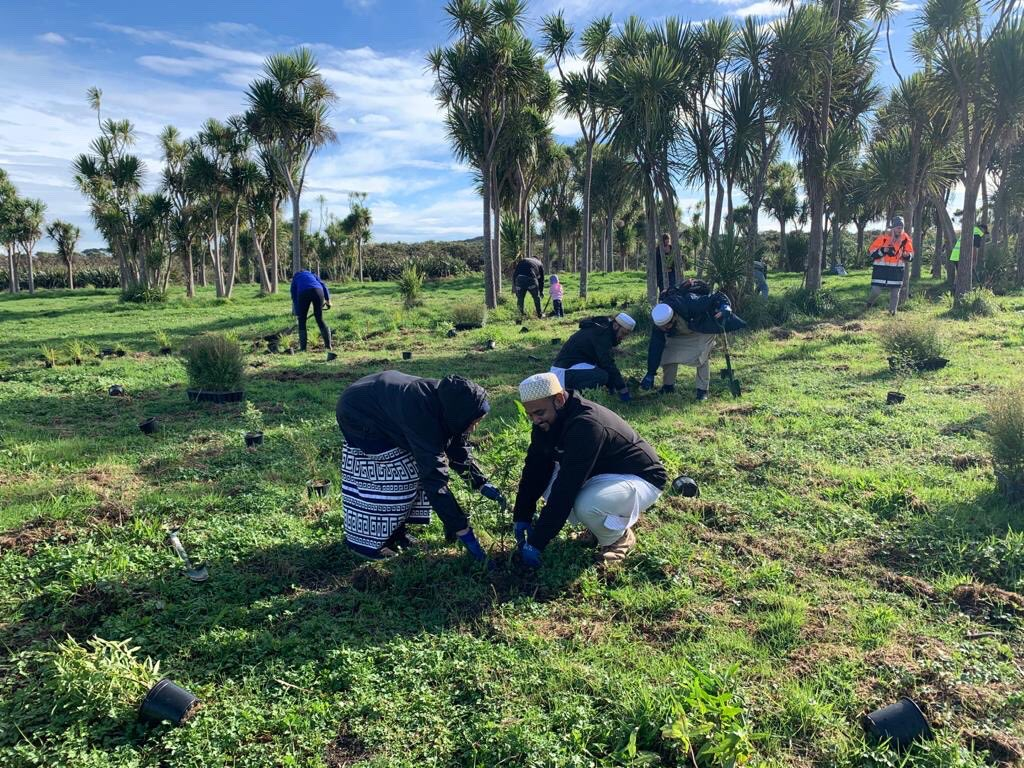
[868,231,913,265]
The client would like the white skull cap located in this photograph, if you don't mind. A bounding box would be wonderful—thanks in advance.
[518,372,563,403]
[651,303,674,325]
[615,312,636,330]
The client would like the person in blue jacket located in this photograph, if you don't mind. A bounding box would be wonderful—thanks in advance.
[290,270,332,352]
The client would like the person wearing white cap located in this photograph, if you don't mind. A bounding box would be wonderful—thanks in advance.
[511,372,667,569]
[641,301,718,401]
[550,312,636,401]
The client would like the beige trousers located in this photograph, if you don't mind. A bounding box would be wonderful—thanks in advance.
[661,331,717,389]
[568,473,662,546]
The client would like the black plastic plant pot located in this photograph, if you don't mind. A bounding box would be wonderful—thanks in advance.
[139,678,200,726]
[160,347,172,356]
[187,389,245,404]
[446,329,458,338]
[109,385,126,397]
[486,340,496,350]
[244,431,264,448]
[551,338,561,345]
[139,417,158,435]
[116,349,126,357]
[918,356,949,372]
[307,480,331,498]
[887,391,906,405]
[861,697,932,750]
[454,322,482,331]
[672,475,700,498]
[520,327,529,334]
[101,347,115,357]
[402,351,413,360]
[326,351,338,362]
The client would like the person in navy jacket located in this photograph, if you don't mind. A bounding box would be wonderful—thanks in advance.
[290,270,332,352]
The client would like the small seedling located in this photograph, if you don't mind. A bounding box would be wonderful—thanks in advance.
[40,346,60,368]
[154,330,172,354]
[66,339,85,365]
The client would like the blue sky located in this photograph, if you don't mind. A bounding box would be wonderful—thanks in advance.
[1,0,919,249]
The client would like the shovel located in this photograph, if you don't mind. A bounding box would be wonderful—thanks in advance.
[167,529,209,582]
[718,327,742,398]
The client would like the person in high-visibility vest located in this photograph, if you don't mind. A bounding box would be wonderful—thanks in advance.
[949,223,988,282]
[865,216,913,315]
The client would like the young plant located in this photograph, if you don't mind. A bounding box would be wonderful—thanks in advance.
[182,333,245,392]
[278,332,298,353]
[879,319,947,370]
[40,346,60,368]
[398,264,425,309]
[242,401,265,435]
[154,330,172,353]
[65,339,85,365]
[451,302,487,328]
[989,389,1024,503]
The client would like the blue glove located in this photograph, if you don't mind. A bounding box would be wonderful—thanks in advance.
[619,390,632,403]
[514,521,532,546]
[480,483,508,511]
[457,529,487,562]
[517,543,542,569]
[640,374,655,391]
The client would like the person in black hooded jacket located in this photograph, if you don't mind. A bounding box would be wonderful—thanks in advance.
[550,312,636,401]
[513,257,545,318]
[336,371,507,560]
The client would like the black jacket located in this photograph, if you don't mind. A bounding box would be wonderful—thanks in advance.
[512,392,666,550]
[513,258,545,292]
[337,371,489,533]
[552,317,626,391]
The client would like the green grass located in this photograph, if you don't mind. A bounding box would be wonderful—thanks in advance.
[1,270,1023,767]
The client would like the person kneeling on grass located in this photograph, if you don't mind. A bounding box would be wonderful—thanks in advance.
[512,373,667,570]
[336,371,507,561]
[550,312,636,402]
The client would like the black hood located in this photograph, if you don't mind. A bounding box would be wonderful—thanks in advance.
[578,316,620,345]
[437,375,490,436]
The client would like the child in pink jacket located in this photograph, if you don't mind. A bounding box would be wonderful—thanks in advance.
[549,275,564,317]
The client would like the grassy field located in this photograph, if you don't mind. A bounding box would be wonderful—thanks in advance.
[1,270,1023,767]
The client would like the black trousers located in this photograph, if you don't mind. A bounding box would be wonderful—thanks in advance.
[296,287,331,350]
[515,278,542,317]
[564,368,610,391]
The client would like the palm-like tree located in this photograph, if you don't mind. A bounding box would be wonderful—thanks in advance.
[541,12,614,298]
[245,47,337,276]
[46,220,80,289]
[0,169,20,293]
[762,162,799,270]
[342,193,372,282]
[430,0,549,308]
[14,198,46,294]
[160,126,201,297]
[188,118,237,298]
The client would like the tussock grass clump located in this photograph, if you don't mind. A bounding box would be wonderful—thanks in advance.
[787,287,839,317]
[182,333,244,392]
[450,301,487,328]
[398,265,424,309]
[950,288,998,319]
[989,389,1024,503]
[40,345,60,368]
[879,318,946,369]
[742,293,792,330]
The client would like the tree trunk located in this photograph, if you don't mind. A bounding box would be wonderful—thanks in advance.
[183,243,195,297]
[25,248,35,294]
[542,226,550,273]
[481,160,497,309]
[932,214,944,279]
[65,258,74,291]
[290,192,302,275]
[211,217,226,298]
[954,175,981,300]
[252,229,271,293]
[779,217,788,270]
[491,173,502,296]
[358,240,364,283]
[644,178,659,304]
[605,213,613,272]
[199,242,208,287]
[1015,217,1024,286]
[580,141,594,298]
[270,196,280,293]
[657,177,684,280]
[226,208,240,298]
[805,174,825,291]
[7,246,18,293]
[829,214,840,271]
[856,223,865,267]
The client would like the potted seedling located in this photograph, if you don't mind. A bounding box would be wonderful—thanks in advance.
[139,417,159,435]
[154,330,173,356]
[402,351,413,360]
[66,339,85,365]
[40,346,59,369]
[109,385,126,397]
[183,334,245,404]
[293,433,330,497]
[278,332,297,355]
[242,401,264,449]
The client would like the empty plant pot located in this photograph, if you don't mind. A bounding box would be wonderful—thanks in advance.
[862,697,932,750]
[326,351,338,362]
[886,391,906,405]
[109,385,126,397]
[139,678,200,726]
[139,417,158,435]
[551,338,561,345]
[244,431,264,448]
[402,351,413,360]
[160,347,172,356]
[520,327,529,334]
[671,476,700,498]
[446,329,458,338]
[485,340,496,350]
[100,347,115,357]
[918,356,949,372]
[307,480,331,498]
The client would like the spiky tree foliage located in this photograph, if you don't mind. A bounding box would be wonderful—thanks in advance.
[0,169,20,293]
[46,220,81,290]
[245,47,337,276]
[589,145,639,272]
[762,162,800,269]
[431,0,549,308]
[342,192,372,283]
[771,2,878,291]
[917,2,1024,300]
[13,198,45,294]
[541,12,614,298]
[160,126,201,297]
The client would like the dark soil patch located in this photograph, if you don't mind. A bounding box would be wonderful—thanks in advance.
[351,563,392,592]
[952,583,1024,617]
[966,730,1024,766]
[943,453,988,471]
[720,404,757,417]
[0,518,77,557]
[325,728,370,767]
[734,453,768,472]
[259,369,342,383]
[771,328,794,340]
[841,322,864,331]
[879,572,937,601]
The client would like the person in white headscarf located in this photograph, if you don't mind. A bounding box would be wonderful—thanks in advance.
[512,373,667,569]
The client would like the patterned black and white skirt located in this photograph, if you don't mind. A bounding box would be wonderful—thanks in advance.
[341,444,431,557]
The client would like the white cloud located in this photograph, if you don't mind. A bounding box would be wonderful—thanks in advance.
[730,1,790,16]
[38,33,67,45]
[137,56,225,76]
[207,22,262,36]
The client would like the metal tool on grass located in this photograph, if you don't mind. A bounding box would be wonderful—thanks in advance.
[167,529,208,582]
[718,324,742,398]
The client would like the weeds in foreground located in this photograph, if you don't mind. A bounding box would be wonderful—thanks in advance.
[879,318,947,369]
[451,301,487,328]
[989,389,1024,503]
[950,288,998,319]
[182,333,245,392]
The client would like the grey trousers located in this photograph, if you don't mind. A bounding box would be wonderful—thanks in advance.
[868,284,901,313]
